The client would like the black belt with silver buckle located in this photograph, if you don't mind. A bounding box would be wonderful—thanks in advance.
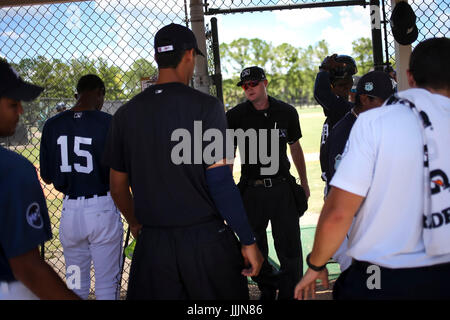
[67,191,108,200]
[247,177,287,188]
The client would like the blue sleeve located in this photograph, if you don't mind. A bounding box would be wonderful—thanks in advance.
[0,160,52,259]
[206,165,256,245]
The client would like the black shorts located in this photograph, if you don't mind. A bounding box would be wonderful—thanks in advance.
[126,219,249,300]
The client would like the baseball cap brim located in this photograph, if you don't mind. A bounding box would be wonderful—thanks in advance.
[393,25,418,46]
[5,81,44,102]
[236,76,265,87]
[195,48,205,57]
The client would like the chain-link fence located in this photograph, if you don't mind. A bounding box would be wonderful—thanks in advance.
[382,1,449,68]
[1,0,448,300]
[0,0,190,299]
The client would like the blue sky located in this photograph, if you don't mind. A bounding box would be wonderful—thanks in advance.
[0,0,448,73]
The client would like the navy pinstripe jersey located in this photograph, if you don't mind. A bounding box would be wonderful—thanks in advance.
[40,110,112,197]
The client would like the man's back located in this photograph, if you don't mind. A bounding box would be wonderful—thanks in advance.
[40,110,112,197]
[331,89,450,268]
[104,82,226,227]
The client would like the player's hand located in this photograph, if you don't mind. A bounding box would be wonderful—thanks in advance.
[130,223,142,239]
[320,54,343,71]
[241,243,264,277]
[294,267,329,300]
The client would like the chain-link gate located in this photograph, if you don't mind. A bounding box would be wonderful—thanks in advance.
[1,0,448,300]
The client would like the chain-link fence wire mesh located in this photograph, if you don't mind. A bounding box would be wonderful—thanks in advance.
[0,0,448,299]
[382,1,449,70]
[0,0,190,299]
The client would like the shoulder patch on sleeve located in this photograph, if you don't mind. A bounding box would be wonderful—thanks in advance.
[26,202,44,229]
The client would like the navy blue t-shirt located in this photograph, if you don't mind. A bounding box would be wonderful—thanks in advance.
[0,146,52,281]
[324,111,357,193]
[102,82,228,227]
[40,110,112,197]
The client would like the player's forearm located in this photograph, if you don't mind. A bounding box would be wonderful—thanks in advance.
[309,188,362,267]
[110,169,139,227]
[290,142,308,186]
[110,183,138,227]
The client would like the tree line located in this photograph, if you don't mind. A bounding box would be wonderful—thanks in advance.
[220,37,373,108]
[6,37,372,126]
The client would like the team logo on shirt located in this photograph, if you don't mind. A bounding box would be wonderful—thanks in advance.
[26,202,43,229]
[430,169,449,195]
[279,129,287,138]
[74,112,82,119]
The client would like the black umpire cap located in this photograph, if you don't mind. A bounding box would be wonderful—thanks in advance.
[154,23,205,57]
[236,66,267,87]
[0,60,43,101]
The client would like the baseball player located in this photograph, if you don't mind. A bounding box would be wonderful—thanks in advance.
[0,60,79,300]
[324,71,396,272]
[103,23,263,300]
[295,37,450,300]
[314,54,357,195]
[40,74,123,300]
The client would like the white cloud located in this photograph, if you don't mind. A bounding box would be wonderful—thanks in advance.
[320,7,372,55]
[274,8,332,28]
[1,30,26,40]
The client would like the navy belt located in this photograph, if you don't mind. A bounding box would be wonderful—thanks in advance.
[66,191,108,200]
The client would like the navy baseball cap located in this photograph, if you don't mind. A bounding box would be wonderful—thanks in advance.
[236,66,267,87]
[0,60,43,102]
[390,1,418,46]
[154,23,204,57]
[356,71,396,101]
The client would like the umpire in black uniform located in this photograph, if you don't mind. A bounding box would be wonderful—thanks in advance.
[226,66,310,300]
[103,23,263,300]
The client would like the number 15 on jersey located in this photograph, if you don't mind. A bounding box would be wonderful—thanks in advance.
[57,135,93,174]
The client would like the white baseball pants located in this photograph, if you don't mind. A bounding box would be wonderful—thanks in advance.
[0,281,39,300]
[60,193,123,300]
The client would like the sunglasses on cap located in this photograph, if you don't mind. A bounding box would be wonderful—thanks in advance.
[241,80,260,90]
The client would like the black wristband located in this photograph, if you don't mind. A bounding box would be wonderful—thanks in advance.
[306,253,327,272]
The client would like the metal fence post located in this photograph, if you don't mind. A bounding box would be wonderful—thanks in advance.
[210,17,223,104]
[391,0,412,91]
[190,0,211,94]
[370,0,384,71]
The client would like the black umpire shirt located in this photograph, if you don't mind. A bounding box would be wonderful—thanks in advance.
[102,82,226,228]
[226,96,302,180]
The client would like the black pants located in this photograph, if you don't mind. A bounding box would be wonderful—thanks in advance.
[126,219,249,300]
[333,260,450,300]
[242,180,303,300]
